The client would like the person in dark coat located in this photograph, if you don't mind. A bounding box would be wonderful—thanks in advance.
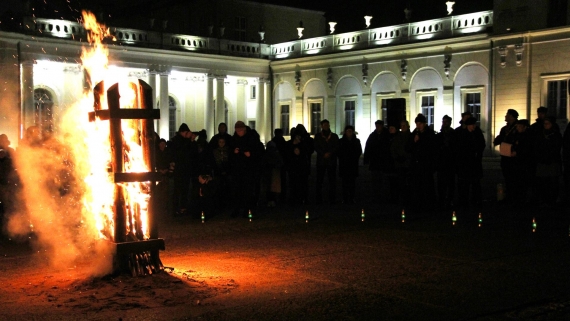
[167,123,197,215]
[271,128,288,203]
[155,138,171,217]
[407,114,437,212]
[208,122,233,151]
[563,123,570,203]
[531,106,559,135]
[533,116,562,206]
[338,125,362,204]
[211,137,231,208]
[363,120,391,203]
[511,119,534,205]
[435,115,456,209]
[230,121,259,217]
[455,111,472,132]
[390,120,412,207]
[455,117,486,210]
[287,125,313,205]
[493,109,519,204]
[262,141,283,207]
[314,119,339,204]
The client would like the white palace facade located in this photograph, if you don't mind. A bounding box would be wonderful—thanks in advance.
[2,0,570,157]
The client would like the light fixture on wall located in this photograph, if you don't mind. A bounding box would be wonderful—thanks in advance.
[297,21,304,39]
[401,59,407,82]
[327,68,333,88]
[362,63,368,86]
[328,21,337,34]
[364,15,373,28]
[295,70,301,90]
[444,54,452,79]
[515,44,524,67]
[498,46,507,68]
[446,1,455,15]
[219,22,225,38]
[258,25,265,43]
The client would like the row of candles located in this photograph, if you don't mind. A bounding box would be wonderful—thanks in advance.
[197,209,562,235]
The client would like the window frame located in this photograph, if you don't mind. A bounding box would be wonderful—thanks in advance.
[460,86,485,128]
[308,98,323,135]
[416,90,437,127]
[168,95,177,140]
[341,96,356,130]
[376,92,396,125]
[278,101,291,136]
[234,16,247,41]
[541,73,570,121]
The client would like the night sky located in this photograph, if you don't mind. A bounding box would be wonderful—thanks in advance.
[1,0,494,34]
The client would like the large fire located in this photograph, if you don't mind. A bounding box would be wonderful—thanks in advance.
[76,11,151,241]
[7,11,152,274]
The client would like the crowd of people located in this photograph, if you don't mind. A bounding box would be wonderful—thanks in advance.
[1,106,569,227]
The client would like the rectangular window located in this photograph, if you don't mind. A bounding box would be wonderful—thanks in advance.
[248,120,256,130]
[376,93,396,125]
[234,16,247,41]
[465,93,481,127]
[250,85,256,100]
[380,99,389,125]
[310,102,322,135]
[280,105,290,135]
[344,100,355,128]
[169,109,176,139]
[421,95,435,126]
[547,80,568,119]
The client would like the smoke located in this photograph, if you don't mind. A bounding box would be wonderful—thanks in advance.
[6,94,115,277]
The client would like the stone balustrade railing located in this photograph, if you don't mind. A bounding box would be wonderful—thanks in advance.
[22,10,492,60]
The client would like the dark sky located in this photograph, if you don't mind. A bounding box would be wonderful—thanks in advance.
[1,0,494,34]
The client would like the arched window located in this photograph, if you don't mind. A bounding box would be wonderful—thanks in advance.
[34,88,54,134]
[168,96,177,139]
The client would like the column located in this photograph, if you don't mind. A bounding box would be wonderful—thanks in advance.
[158,71,169,139]
[256,78,265,142]
[21,61,35,132]
[236,79,247,127]
[263,79,272,142]
[205,74,214,136]
[148,70,158,130]
[0,63,21,143]
[215,75,226,132]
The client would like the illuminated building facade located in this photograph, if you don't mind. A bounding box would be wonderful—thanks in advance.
[1,0,570,157]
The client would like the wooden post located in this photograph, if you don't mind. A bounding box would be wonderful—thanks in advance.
[138,79,158,240]
[107,83,127,243]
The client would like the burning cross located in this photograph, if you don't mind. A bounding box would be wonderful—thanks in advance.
[446,1,455,15]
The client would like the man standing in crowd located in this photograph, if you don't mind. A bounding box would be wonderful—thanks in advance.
[493,109,519,204]
[408,114,436,212]
[314,119,339,205]
[435,115,455,210]
[363,120,391,203]
[167,123,197,216]
[455,117,486,210]
[208,122,233,151]
[230,121,258,217]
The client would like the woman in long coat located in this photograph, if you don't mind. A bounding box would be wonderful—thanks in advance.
[338,125,362,204]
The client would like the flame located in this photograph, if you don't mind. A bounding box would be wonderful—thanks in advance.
[62,11,151,241]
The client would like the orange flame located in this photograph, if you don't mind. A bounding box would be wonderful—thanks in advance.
[61,11,151,241]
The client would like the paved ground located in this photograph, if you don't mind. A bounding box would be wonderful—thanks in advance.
[1,158,570,320]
